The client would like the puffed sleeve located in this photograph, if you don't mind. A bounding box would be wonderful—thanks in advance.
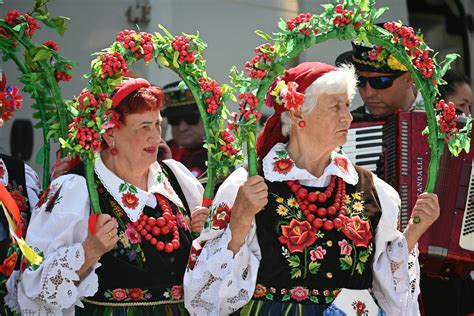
[371,174,420,316]
[14,174,100,316]
[162,159,204,210]
[24,163,40,209]
[184,167,261,316]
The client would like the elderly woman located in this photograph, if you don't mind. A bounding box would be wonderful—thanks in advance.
[184,62,439,315]
[11,78,208,315]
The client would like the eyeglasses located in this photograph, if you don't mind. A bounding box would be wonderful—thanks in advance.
[357,73,404,90]
[167,115,200,126]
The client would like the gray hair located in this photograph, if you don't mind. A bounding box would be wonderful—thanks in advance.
[281,64,357,136]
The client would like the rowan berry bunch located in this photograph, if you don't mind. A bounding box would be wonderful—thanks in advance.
[245,44,275,80]
[436,100,458,143]
[4,10,40,36]
[116,30,154,62]
[172,35,196,63]
[99,52,128,79]
[198,78,222,114]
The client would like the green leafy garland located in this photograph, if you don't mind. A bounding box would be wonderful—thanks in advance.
[231,0,471,192]
[60,27,241,213]
[0,0,74,189]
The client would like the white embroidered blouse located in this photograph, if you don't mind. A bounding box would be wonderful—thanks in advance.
[184,143,420,316]
[9,157,203,316]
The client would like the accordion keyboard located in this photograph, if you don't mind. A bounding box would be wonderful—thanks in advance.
[460,161,474,251]
[343,124,383,173]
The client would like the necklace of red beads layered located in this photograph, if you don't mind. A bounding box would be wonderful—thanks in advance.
[287,175,347,231]
[132,193,180,253]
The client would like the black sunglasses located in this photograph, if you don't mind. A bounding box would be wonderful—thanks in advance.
[167,115,200,126]
[357,73,404,90]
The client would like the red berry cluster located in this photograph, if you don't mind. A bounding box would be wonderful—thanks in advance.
[412,49,434,78]
[43,40,59,51]
[116,30,154,62]
[333,5,353,27]
[286,13,316,35]
[436,99,458,143]
[0,27,16,46]
[5,10,40,36]
[198,78,222,114]
[103,109,121,129]
[383,22,434,78]
[77,91,98,110]
[99,52,128,79]
[227,112,239,131]
[245,44,274,79]
[171,35,196,63]
[68,118,101,152]
[238,92,262,121]
[219,130,238,156]
[54,64,73,82]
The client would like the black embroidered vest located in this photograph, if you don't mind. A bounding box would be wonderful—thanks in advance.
[253,166,382,305]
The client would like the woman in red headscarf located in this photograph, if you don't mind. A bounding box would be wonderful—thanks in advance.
[184,62,440,315]
[11,78,209,315]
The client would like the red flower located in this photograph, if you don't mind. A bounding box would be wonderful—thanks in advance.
[334,156,348,173]
[281,81,305,111]
[170,285,183,300]
[253,284,267,298]
[212,204,231,229]
[10,190,27,211]
[353,300,367,315]
[121,192,139,209]
[128,288,144,301]
[278,219,318,253]
[112,288,127,301]
[272,158,294,174]
[341,216,373,248]
[0,252,18,276]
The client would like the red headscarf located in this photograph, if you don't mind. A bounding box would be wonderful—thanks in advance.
[256,62,336,159]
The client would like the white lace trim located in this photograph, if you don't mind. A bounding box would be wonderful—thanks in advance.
[5,270,21,313]
[262,143,358,186]
[26,243,99,311]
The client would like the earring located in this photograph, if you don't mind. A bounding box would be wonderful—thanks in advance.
[110,139,118,156]
[298,120,306,128]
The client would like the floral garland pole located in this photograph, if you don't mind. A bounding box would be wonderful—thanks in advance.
[231,0,471,193]
[59,27,240,214]
[0,0,74,188]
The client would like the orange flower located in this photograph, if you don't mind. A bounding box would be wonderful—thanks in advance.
[254,284,267,298]
[0,252,18,276]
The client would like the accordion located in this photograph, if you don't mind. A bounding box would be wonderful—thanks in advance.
[343,110,474,278]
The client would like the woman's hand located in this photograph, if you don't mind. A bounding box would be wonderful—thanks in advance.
[191,206,210,233]
[404,192,440,251]
[78,214,118,279]
[228,175,268,254]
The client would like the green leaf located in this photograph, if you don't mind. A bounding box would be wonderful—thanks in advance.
[129,185,138,194]
[356,262,364,274]
[177,80,187,89]
[308,261,321,274]
[278,19,287,32]
[255,30,273,41]
[290,268,302,279]
[35,146,45,165]
[172,51,180,68]
[156,55,169,67]
[439,53,460,79]
[359,253,369,263]
[51,16,69,36]
[288,255,300,267]
[309,295,319,303]
[118,183,127,193]
[372,7,389,21]
[339,255,353,270]
[282,294,291,301]
[158,24,174,40]
[33,49,53,62]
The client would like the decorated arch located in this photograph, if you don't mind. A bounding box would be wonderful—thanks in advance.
[59,26,240,214]
[231,0,471,193]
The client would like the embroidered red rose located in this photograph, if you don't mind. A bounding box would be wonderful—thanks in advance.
[341,216,373,248]
[281,81,305,111]
[10,190,27,211]
[212,204,231,229]
[121,192,139,209]
[128,288,144,301]
[334,156,349,173]
[278,219,318,253]
[290,286,309,301]
[112,288,127,301]
[272,158,294,174]
[254,284,267,298]
[188,243,203,270]
[353,300,367,315]
[170,285,183,300]
[0,252,18,276]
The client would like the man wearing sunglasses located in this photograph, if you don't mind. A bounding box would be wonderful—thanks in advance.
[161,81,207,178]
[336,40,423,120]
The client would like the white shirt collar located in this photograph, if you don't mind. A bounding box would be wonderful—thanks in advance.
[94,156,184,222]
[0,158,8,186]
[262,143,359,187]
